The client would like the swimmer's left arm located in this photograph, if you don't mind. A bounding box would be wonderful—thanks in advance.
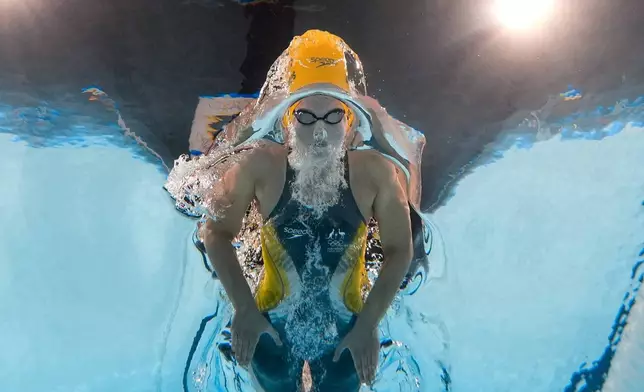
[356,162,413,331]
[335,160,412,384]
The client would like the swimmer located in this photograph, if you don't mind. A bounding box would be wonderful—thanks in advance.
[203,93,413,391]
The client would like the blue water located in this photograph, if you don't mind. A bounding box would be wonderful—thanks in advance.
[0,90,643,391]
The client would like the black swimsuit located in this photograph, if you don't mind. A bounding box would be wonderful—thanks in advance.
[251,156,366,392]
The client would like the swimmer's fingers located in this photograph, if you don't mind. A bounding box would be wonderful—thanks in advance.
[371,347,380,383]
[241,333,260,367]
[231,328,241,360]
[365,349,377,385]
[233,329,256,367]
[235,332,249,365]
[354,349,368,385]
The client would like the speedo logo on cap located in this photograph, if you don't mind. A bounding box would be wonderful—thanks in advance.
[310,57,341,68]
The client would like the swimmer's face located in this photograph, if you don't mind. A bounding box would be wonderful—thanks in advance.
[289,95,348,155]
[286,95,349,217]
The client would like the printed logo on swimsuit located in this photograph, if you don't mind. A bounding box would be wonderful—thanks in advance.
[284,226,313,239]
[327,228,346,252]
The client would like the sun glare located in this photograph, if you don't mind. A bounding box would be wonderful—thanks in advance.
[493,0,554,30]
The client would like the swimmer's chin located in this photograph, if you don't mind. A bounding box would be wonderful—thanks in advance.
[313,141,329,149]
[310,149,329,159]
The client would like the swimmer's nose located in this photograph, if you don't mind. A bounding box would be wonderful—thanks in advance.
[313,125,327,142]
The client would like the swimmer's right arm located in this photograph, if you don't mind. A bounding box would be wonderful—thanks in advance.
[203,152,282,365]
[203,155,257,313]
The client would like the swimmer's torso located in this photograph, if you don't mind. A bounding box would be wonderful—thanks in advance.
[253,147,371,324]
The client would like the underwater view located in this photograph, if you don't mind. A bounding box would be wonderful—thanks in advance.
[1,1,643,391]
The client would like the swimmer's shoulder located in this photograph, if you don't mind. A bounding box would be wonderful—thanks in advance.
[348,149,399,185]
[244,141,287,181]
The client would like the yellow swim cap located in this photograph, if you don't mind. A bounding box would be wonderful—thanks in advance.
[282,29,360,129]
[287,29,352,93]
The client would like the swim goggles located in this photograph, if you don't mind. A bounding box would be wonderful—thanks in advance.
[293,108,346,125]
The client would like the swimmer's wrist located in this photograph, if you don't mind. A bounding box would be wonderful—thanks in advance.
[234,301,260,315]
[354,310,379,332]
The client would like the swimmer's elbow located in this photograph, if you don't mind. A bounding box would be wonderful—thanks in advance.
[384,243,413,268]
[204,219,236,244]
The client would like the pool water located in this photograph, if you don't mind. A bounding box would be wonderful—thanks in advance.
[1,91,643,391]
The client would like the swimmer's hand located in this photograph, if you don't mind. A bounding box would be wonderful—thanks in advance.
[333,325,379,386]
[231,306,283,367]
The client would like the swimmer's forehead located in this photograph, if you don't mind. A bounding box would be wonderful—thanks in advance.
[294,95,345,113]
